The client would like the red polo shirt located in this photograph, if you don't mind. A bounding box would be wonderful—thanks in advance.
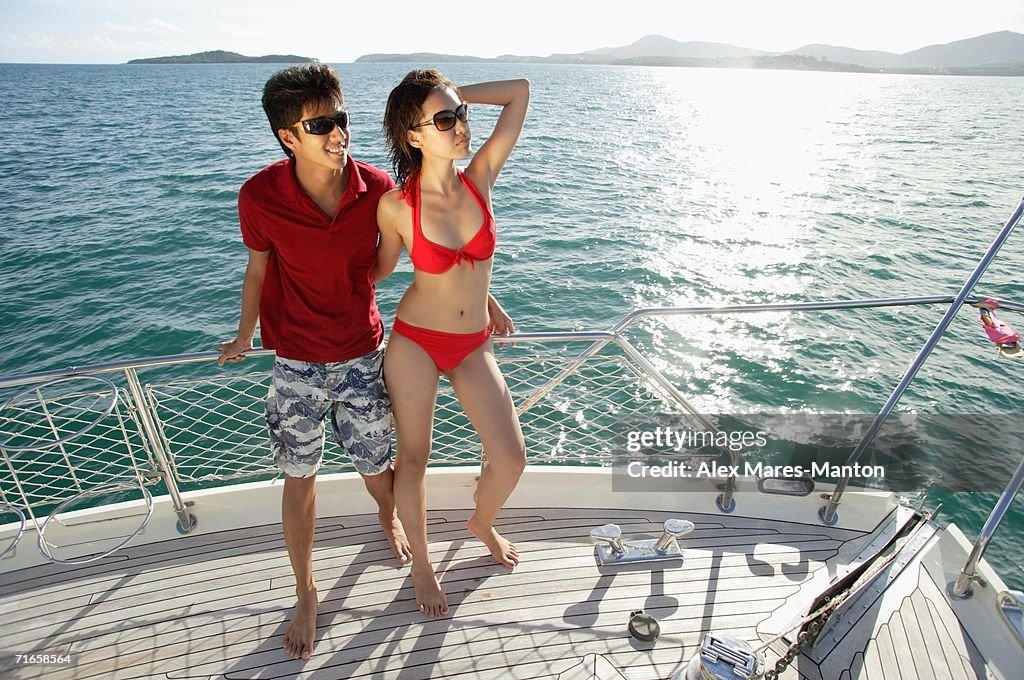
[238,156,394,363]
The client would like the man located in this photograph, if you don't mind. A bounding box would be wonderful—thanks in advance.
[218,63,411,661]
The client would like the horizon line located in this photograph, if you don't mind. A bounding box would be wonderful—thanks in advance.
[1,28,1021,66]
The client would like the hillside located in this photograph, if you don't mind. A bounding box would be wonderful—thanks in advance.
[788,31,1024,70]
[354,52,488,63]
[582,35,766,60]
[896,30,1024,67]
[128,50,315,64]
[784,44,898,69]
[356,31,1024,75]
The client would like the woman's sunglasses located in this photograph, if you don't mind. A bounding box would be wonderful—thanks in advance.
[298,111,349,135]
[411,103,469,132]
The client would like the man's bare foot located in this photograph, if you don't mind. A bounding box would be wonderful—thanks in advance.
[467,517,519,568]
[283,589,318,660]
[410,562,448,618]
[380,510,412,564]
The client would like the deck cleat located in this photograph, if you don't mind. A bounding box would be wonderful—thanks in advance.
[591,519,692,566]
[590,523,626,558]
[654,518,695,552]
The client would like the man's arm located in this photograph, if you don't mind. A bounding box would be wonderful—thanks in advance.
[374,193,405,283]
[217,247,270,365]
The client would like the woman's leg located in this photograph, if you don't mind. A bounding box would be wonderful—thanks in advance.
[384,332,447,617]
[448,343,527,568]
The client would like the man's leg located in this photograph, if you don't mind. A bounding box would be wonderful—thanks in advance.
[267,358,330,660]
[330,346,413,563]
[282,474,318,660]
[360,466,412,563]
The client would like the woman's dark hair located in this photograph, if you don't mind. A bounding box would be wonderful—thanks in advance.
[262,63,344,158]
[383,69,458,189]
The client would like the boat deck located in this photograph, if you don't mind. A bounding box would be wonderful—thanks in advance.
[0,505,993,679]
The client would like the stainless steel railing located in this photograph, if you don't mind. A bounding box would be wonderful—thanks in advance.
[951,455,1024,598]
[820,194,1024,526]
[0,332,717,552]
[2,292,1023,580]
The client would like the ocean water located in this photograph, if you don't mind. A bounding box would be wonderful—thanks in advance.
[1,62,1023,586]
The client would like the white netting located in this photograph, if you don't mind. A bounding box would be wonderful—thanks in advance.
[0,377,153,523]
[146,372,274,483]
[0,344,696,511]
[143,345,691,485]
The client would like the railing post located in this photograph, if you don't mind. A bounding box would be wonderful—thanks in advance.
[820,194,1024,525]
[123,368,196,533]
[950,455,1024,598]
[611,337,738,512]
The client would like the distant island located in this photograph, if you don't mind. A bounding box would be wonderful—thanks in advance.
[357,30,1024,76]
[128,50,316,65]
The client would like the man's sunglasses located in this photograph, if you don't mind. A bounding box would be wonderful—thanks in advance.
[411,103,469,132]
[298,111,349,135]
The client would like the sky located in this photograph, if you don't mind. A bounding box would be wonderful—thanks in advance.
[2,0,1023,64]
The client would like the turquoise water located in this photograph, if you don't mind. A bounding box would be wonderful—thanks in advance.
[1,62,1023,585]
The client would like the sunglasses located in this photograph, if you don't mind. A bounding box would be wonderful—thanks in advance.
[411,103,469,132]
[298,111,349,135]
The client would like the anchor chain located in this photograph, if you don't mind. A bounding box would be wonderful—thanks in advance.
[758,520,917,679]
[763,617,826,679]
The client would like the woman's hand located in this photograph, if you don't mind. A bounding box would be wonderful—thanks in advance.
[488,293,516,347]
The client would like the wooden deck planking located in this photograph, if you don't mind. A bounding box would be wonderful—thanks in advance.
[873,625,904,680]
[65,586,789,672]
[919,574,982,680]
[0,511,837,608]
[895,604,936,680]
[3,533,841,649]
[861,628,885,680]
[810,565,988,680]
[60,559,807,660]
[908,590,953,680]
[38,568,804,674]
[2,528,842,646]
[1,506,978,680]
[886,611,920,680]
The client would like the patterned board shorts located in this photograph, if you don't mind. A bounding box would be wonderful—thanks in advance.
[266,348,392,478]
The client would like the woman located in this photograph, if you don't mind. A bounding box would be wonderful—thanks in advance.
[375,70,530,618]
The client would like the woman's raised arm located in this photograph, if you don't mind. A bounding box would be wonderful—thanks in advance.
[461,78,530,189]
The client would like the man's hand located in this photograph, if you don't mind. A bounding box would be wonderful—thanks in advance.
[217,337,253,366]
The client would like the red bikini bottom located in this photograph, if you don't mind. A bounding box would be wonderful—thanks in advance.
[391,318,492,372]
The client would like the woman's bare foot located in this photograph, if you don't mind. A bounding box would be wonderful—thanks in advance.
[283,588,318,660]
[380,510,413,563]
[410,561,448,618]
[467,517,519,568]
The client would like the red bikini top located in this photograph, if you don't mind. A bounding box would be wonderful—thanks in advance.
[402,170,497,274]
